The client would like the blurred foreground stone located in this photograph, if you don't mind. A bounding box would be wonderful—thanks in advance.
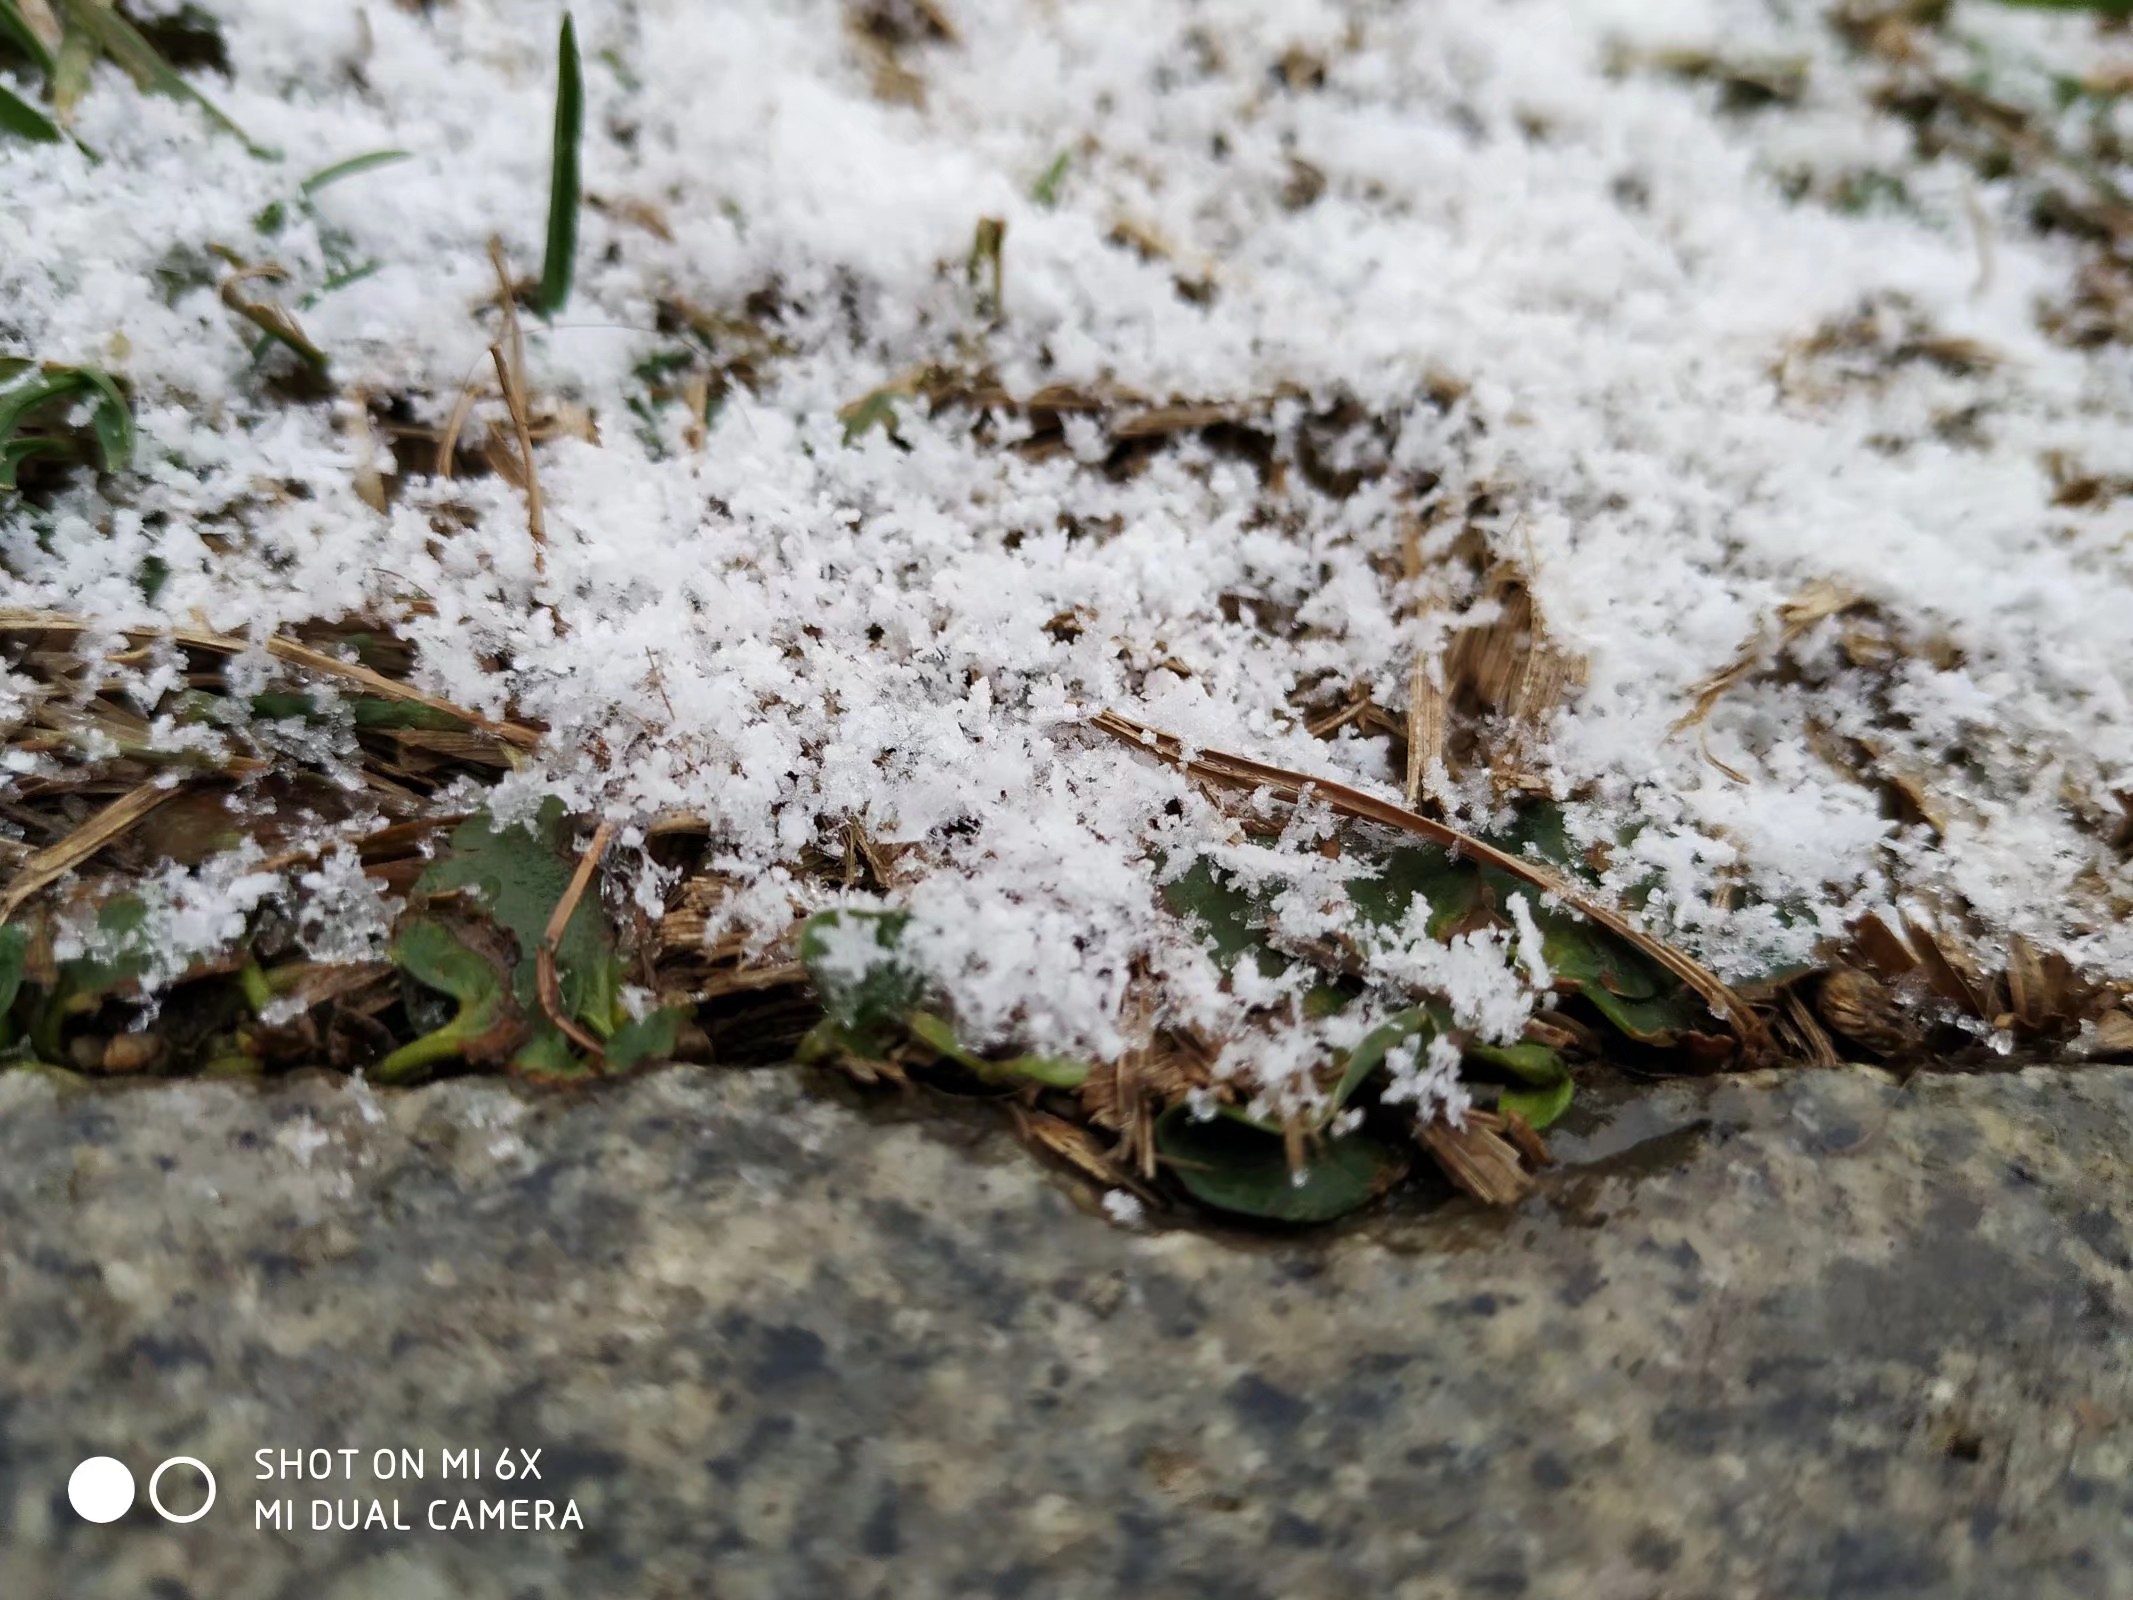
[2,1062,2130,1599]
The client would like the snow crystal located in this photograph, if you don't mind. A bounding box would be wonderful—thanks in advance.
[1101,1190,1147,1229]
[295,845,397,967]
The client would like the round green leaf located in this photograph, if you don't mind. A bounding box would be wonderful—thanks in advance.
[1156,1104,1408,1224]
[1500,1074,1575,1129]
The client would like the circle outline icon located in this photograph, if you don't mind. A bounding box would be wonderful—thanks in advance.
[68,1456,136,1523]
[148,1456,216,1524]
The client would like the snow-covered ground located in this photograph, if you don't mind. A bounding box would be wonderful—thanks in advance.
[4,0,2131,1098]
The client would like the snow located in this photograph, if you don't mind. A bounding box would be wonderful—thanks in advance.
[5,0,2133,1096]
[1101,1189,1148,1229]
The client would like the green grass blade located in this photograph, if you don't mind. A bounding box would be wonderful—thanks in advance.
[0,368,77,491]
[1031,150,1069,206]
[0,75,58,141]
[0,367,77,447]
[0,364,132,484]
[300,147,411,194]
[59,0,259,153]
[76,365,132,471]
[0,0,56,78]
[0,436,53,490]
[534,12,583,317]
[312,260,382,298]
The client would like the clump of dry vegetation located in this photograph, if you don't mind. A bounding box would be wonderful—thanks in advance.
[5,0,2133,1230]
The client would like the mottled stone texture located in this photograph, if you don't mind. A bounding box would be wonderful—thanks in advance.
[2,1062,2130,1599]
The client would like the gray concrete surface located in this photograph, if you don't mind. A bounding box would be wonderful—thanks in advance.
[2,1061,2130,1598]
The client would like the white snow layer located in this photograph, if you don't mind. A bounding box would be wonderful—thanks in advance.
[4,0,2132,1089]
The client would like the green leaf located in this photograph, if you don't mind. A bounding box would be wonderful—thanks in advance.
[904,1007,977,1065]
[1345,843,1495,941]
[1487,800,1582,874]
[0,923,26,1012]
[1499,1073,1575,1129]
[633,348,696,384]
[797,907,922,1050]
[1031,150,1069,207]
[417,799,618,1026]
[794,1018,855,1065]
[1724,900,1823,997]
[795,916,1087,1086]
[607,1005,684,1070]
[1578,980,1713,1045]
[0,366,75,441]
[1302,982,1353,1020]
[1328,1006,1438,1118]
[995,1052,1092,1089]
[1156,1103,1408,1224]
[0,436,50,488]
[837,385,903,444]
[0,436,57,488]
[904,1008,1090,1088]
[534,11,583,317]
[37,893,228,1055]
[55,894,153,1000]
[511,1021,591,1082]
[1530,907,1720,1042]
[0,77,60,142]
[76,363,131,470]
[0,0,57,76]
[0,362,132,489]
[301,147,411,194]
[244,691,467,731]
[237,959,273,1014]
[377,917,520,1082]
[1162,856,1287,978]
[351,697,464,732]
[0,923,29,1048]
[1537,908,1661,1002]
[313,260,382,298]
[246,691,317,722]
[1467,1039,1575,1130]
[1989,0,2133,12]
[1466,1039,1563,1082]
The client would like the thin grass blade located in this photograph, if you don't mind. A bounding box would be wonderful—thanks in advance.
[300,147,411,194]
[223,288,329,371]
[0,0,56,77]
[0,367,76,449]
[77,364,131,470]
[534,12,583,317]
[59,0,259,152]
[0,74,57,140]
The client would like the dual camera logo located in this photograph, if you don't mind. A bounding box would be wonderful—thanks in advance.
[67,1455,217,1525]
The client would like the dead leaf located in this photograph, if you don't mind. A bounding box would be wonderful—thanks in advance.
[1419,1109,1535,1206]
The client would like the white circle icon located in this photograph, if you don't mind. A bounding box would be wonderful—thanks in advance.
[149,1457,216,1524]
[67,1456,135,1523]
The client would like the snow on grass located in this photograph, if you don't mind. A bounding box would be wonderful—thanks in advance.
[5,0,2133,1092]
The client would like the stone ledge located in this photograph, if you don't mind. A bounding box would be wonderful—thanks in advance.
[1,1062,2127,1599]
